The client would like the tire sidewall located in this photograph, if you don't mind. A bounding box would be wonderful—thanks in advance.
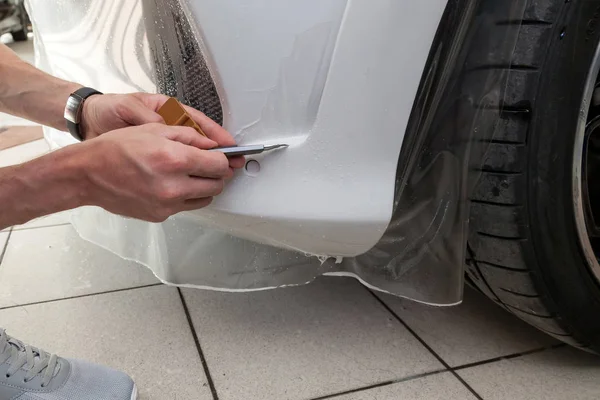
[530,1,600,346]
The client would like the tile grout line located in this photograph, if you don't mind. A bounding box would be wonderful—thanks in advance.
[447,370,484,400]
[452,342,567,371]
[0,228,12,266]
[367,289,484,400]
[177,288,220,400]
[367,290,567,369]
[0,283,164,311]
[307,369,448,400]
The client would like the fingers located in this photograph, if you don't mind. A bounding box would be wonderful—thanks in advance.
[167,127,244,171]
[185,149,232,179]
[141,124,231,179]
[164,178,221,214]
[228,155,246,170]
[183,177,224,199]
[174,102,236,146]
[156,125,218,149]
[181,104,238,147]
[146,192,215,222]
[180,197,214,212]
[148,125,232,178]
[132,92,238,147]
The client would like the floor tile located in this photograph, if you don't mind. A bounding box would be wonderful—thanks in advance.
[0,125,43,151]
[0,111,34,127]
[13,210,73,230]
[458,346,600,400]
[0,224,158,307]
[0,286,212,400]
[0,139,49,167]
[0,33,34,65]
[333,372,476,400]
[378,287,557,367]
[183,277,443,400]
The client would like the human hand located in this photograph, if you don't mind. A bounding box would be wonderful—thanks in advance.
[80,92,242,170]
[77,123,234,222]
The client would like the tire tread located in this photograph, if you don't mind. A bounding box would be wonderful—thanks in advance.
[466,0,585,348]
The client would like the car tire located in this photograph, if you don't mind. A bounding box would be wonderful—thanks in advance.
[465,0,600,353]
[11,3,30,42]
[10,29,28,42]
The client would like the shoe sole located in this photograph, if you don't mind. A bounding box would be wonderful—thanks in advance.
[131,384,138,400]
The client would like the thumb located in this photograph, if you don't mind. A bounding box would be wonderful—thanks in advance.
[161,126,218,149]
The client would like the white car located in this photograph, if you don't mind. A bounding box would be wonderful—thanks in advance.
[25,0,600,353]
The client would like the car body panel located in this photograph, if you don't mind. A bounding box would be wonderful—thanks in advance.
[24,0,528,304]
[28,0,446,257]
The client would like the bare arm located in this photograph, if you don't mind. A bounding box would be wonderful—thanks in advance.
[0,145,87,228]
[0,43,241,146]
[0,125,233,230]
[0,43,81,130]
[0,43,244,230]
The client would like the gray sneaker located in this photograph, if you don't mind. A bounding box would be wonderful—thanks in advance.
[0,328,137,400]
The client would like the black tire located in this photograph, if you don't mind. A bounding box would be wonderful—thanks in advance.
[10,29,28,42]
[11,3,30,42]
[466,0,600,352]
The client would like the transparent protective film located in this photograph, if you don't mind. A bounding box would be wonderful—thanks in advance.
[49,0,525,305]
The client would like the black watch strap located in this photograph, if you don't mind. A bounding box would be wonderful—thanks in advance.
[64,87,103,141]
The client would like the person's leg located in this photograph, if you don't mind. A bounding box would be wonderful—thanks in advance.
[0,328,137,399]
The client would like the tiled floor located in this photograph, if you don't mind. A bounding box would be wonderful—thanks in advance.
[1,140,600,400]
[2,35,600,400]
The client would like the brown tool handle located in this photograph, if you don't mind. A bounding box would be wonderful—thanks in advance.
[157,97,207,137]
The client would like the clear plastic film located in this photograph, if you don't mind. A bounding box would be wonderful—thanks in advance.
[29,0,527,305]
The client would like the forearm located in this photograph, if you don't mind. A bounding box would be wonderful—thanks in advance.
[0,145,88,230]
[0,43,80,130]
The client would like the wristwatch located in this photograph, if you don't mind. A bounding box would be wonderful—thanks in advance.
[64,87,103,141]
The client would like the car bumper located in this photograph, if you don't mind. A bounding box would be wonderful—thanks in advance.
[29,0,527,304]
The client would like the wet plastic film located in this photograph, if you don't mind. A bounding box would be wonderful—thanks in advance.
[66,0,526,305]
[341,0,529,304]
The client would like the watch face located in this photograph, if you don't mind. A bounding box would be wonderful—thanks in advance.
[64,95,83,124]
